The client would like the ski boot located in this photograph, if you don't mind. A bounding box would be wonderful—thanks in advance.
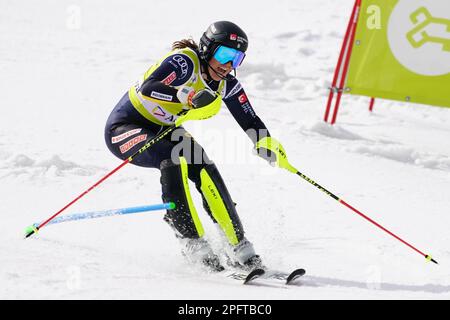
[228,238,265,271]
[180,237,225,272]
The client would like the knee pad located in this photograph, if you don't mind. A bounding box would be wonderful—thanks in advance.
[160,157,204,239]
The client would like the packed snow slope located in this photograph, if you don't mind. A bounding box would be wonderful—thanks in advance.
[1,0,449,299]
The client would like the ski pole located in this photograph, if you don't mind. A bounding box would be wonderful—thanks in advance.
[291,170,438,264]
[24,202,175,235]
[257,138,438,264]
[24,92,223,239]
[24,125,177,239]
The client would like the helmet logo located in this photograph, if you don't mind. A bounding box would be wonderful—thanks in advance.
[230,33,237,41]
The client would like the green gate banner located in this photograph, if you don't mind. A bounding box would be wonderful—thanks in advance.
[345,0,450,108]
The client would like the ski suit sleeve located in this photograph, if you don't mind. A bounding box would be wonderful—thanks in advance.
[223,78,270,144]
[139,53,195,104]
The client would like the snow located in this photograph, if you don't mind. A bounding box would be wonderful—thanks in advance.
[1,0,449,299]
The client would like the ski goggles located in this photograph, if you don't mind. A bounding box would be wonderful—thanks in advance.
[213,45,246,68]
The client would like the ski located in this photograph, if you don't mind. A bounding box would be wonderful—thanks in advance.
[285,268,306,284]
[250,268,306,285]
[244,268,266,284]
[223,268,306,285]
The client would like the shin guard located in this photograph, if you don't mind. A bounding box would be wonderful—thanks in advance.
[160,157,204,239]
[199,163,244,245]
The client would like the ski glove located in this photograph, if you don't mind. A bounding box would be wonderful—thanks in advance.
[191,89,217,108]
[255,137,288,167]
[177,87,218,109]
[176,86,196,107]
[254,142,277,165]
[175,89,222,127]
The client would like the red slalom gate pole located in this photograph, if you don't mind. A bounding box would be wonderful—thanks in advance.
[24,125,177,238]
[331,0,362,125]
[369,97,375,112]
[324,0,359,123]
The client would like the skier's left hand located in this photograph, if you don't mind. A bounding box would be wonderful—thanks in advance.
[254,144,277,165]
[254,137,287,167]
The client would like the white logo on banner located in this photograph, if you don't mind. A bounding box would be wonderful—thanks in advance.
[387,0,450,76]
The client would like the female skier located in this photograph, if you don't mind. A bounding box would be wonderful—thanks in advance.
[105,21,287,272]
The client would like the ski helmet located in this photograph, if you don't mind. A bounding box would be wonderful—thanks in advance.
[199,21,248,64]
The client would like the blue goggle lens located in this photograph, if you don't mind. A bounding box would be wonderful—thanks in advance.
[213,45,246,68]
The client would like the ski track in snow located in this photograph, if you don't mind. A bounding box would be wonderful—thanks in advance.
[1,0,450,299]
[300,122,450,172]
[0,153,106,179]
[299,276,450,295]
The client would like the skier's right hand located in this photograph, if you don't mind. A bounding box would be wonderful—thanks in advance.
[176,86,196,108]
[174,89,222,126]
[191,89,217,108]
[177,87,217,109]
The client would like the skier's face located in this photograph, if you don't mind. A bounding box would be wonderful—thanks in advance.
[208,58,233,81]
